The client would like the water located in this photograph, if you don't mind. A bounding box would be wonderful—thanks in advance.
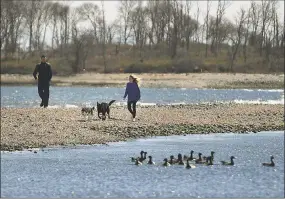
[1,131,284,198]
[1,86,284,108]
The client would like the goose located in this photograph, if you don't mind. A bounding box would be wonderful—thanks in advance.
[185,159,196,169]
[183,154,189,161]
[184,150,196,161]
[169,155,176,165]
[203,151,215,161]
[162,158,171,167]
[210,151,215,161]
[262,156,275,167]
[177,153,185,165]
[130,150,144,162]
[138,151,145,162]
[147,156,155,165]
[188,150,195,161]
[221,156,236,166]
[142,151,148,161]
[205,156,213,166]
[195,153,206,164]
[135,158,142,165]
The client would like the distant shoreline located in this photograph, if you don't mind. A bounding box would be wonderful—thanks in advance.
[1,73,284,89]
[1,103,284,151]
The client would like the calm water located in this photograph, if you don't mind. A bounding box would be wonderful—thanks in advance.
[1,86,284,108]
[1,131,284,198]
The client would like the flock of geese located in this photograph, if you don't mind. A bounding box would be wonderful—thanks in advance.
[131,150,275,168]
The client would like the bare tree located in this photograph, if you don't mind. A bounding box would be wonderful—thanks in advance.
[70,10,94,73]
[242,7,251,63]
[101,1,107,73]
[204,0,211,57]
[0,0,9,50]
[228,8,247,72]
[259,0,272,55]
[118,0,137,44]
[211,0,230,56]
[2,1,26,57]
[25,0,41,53]
[194,2,200,43]
[77,3,100,43]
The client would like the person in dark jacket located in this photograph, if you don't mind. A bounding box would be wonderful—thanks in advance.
[33,55,52,108]
[123,75,141,122]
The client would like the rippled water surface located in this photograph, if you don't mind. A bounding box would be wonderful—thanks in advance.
[1,86,284,108]
[1,131,284,198]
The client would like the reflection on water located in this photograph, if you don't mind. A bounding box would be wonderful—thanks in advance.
[1,131,284,198]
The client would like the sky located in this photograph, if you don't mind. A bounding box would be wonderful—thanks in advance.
[67,0,284,24]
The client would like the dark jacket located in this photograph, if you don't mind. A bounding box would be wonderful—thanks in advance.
[123,82,141,102]
[33,62,52,83]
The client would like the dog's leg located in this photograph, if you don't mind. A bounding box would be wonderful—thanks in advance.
[98,112,101,119]
[107,108,110,119]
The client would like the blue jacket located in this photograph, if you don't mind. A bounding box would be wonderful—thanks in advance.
[123,82,141,102]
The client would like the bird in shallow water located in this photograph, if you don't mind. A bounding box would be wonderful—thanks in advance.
[130,150,144,162]
[185,159,196,169]
[188,150,195,161]
[138,151,145,162]
[177,153,185,165]
[147,156,155,165]
[203,151,215,161]
[221,156,236,166]
[162,158,171,167]
[184,150,195,161]
[195,153,206,164]
[143,151,148,161]
[135,158,142,165]
[169,155,176,165]
[210,151,215,161]
[262,156,275,167]
[204,156,213,166]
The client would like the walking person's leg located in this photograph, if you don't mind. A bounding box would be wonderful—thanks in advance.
[127,101,134,116]
[43,83,50,108]
[132,101,137,119]
[38,83,44,107]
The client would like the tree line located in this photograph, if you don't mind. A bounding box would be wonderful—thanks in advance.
[1,0,284,73]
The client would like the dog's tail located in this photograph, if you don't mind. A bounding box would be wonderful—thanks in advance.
[109,100,116,106]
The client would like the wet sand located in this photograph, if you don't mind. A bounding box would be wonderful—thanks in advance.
[1,104,284,151]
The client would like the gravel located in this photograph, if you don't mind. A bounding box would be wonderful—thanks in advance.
[1,103,284,151]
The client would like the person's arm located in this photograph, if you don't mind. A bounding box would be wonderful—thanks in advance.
[33,64,39,80]
[48,63,52,81]
[137,85,141,101]
[123,83,129,99]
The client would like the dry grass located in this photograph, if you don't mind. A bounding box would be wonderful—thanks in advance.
[1,73,284,89]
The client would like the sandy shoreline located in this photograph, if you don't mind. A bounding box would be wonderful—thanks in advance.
[1,104,284,151]
[1,73,284,89]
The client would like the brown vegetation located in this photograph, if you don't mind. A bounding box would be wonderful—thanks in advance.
[1,0,284,75]
[1,73,284,89]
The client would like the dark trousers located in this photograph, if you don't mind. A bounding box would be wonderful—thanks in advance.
[38,82,50,106]
[127,101,137,118]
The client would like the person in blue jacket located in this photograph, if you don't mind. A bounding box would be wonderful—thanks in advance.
[123,75,141,121]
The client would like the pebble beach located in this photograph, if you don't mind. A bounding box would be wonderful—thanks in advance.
[1,103,284,151]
